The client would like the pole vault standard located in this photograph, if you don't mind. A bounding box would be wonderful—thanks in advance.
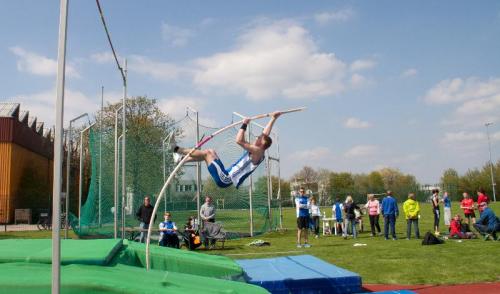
[145,107,305,270]
[233,111,279,233]
[78,123,96,230]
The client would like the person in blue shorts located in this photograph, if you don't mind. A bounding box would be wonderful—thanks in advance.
[170,112,281,189]
[332,197,344,235]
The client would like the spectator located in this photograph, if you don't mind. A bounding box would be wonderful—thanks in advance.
[477,188,489,215]
[309,197,321,239]
[135,196,155,243]
[460,192,476,225]
[381,191,399,240]
[450,214,474,239]
[332,197,344,235]
[473,202,500,241]
[159,212,179,248]
[403,193,420,239]
[184,216,201,250]
[431,189,441,235]
[295,187,311,248]
[365,194,381,237]
[200,196,216,248]
[343,195,360,239]
[442,191,452,231]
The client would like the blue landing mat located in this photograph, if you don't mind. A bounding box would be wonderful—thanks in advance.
[236,255,362,294]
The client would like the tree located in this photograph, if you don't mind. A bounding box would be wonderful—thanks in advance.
[377,168,419,201]
[329,172,355,196]
[440,168,460,200]
[84,96,180,215]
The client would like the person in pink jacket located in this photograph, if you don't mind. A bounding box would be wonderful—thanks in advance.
[365,194,381,237]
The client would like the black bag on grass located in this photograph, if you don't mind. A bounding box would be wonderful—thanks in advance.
[422,232,444,245]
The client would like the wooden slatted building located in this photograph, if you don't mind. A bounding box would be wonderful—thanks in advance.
[0,103,53,223]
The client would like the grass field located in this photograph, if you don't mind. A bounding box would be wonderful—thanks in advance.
[1,202,498,285]
[205,202,500,285]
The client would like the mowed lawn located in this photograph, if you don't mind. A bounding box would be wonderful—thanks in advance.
[1,203,498,285]
[206,202,500,285]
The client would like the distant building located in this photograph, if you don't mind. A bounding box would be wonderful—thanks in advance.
[0,103,53,223]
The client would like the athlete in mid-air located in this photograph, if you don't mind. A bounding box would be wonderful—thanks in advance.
[170,111,281,189]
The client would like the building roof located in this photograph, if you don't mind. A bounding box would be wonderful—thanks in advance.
[0,103,20,118]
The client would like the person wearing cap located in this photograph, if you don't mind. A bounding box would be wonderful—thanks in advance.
[473,202,499,241]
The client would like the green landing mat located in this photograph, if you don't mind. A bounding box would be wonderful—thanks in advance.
[115,240,244,279]
[0,239,122,265]
[0,262,268,294]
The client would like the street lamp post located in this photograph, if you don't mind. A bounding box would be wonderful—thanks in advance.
[485,122,497,202]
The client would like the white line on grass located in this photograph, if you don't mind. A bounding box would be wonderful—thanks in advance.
[224,250,305,256]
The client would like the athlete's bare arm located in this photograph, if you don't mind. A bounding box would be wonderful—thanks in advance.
[236,118,261,154]
[262,111,281,136]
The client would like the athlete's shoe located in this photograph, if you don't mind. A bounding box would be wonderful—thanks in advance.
[296,244,302,248]
[173,152,184,164]
[303,243,311,248]
[167,133,177,152]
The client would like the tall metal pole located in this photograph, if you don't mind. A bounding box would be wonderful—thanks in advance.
[52,0,68,292]
[121,59,127,239]
[78,123,95,230]
[65,113,87,239]
[266,155,272,230]
[113,106,122,239]
[277,134,283,229]
[162,134,172,213]
[248,123,254,237]
[485,122,497,202]
[65,128,70,239]
[187,106,202,226]
[99,86,103,226]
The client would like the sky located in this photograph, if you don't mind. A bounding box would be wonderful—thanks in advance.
[1,1,500,184]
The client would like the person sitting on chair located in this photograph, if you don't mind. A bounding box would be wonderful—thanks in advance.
[159,212,179,248]
[184,216,201,250]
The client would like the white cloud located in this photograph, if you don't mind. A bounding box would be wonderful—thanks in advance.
[440,131,500,144]
[128,55,188,81]
[344,117,371,129]
[158,96,206,121]
[424,77,500,105]
[9,46,79,78]
[314,9,354,25]
[193,20,348,100]
[350,73,372,88]
[90,51,116,64]
[350,59,376,72]
[425,77,500,127]
[7,88,97,126]
[161,22,194,47]
[290,147,333,161]
[344,145,378,158]
[401,68,418,78]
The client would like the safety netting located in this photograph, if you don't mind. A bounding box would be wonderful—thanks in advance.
[71,102,280,239]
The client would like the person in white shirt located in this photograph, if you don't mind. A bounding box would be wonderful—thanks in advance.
[309,197,322,238]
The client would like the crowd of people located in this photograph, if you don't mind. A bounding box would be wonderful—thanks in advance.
[134,196,222,250]
[295,187,500,247]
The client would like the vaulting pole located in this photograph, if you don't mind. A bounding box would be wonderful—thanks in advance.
[145,107,305,270]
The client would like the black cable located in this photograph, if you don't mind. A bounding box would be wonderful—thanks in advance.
[95,0,126,84]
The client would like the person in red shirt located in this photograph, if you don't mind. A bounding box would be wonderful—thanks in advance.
[476,188,489,215]
[449,214,474,239]
[460,192,476,225]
